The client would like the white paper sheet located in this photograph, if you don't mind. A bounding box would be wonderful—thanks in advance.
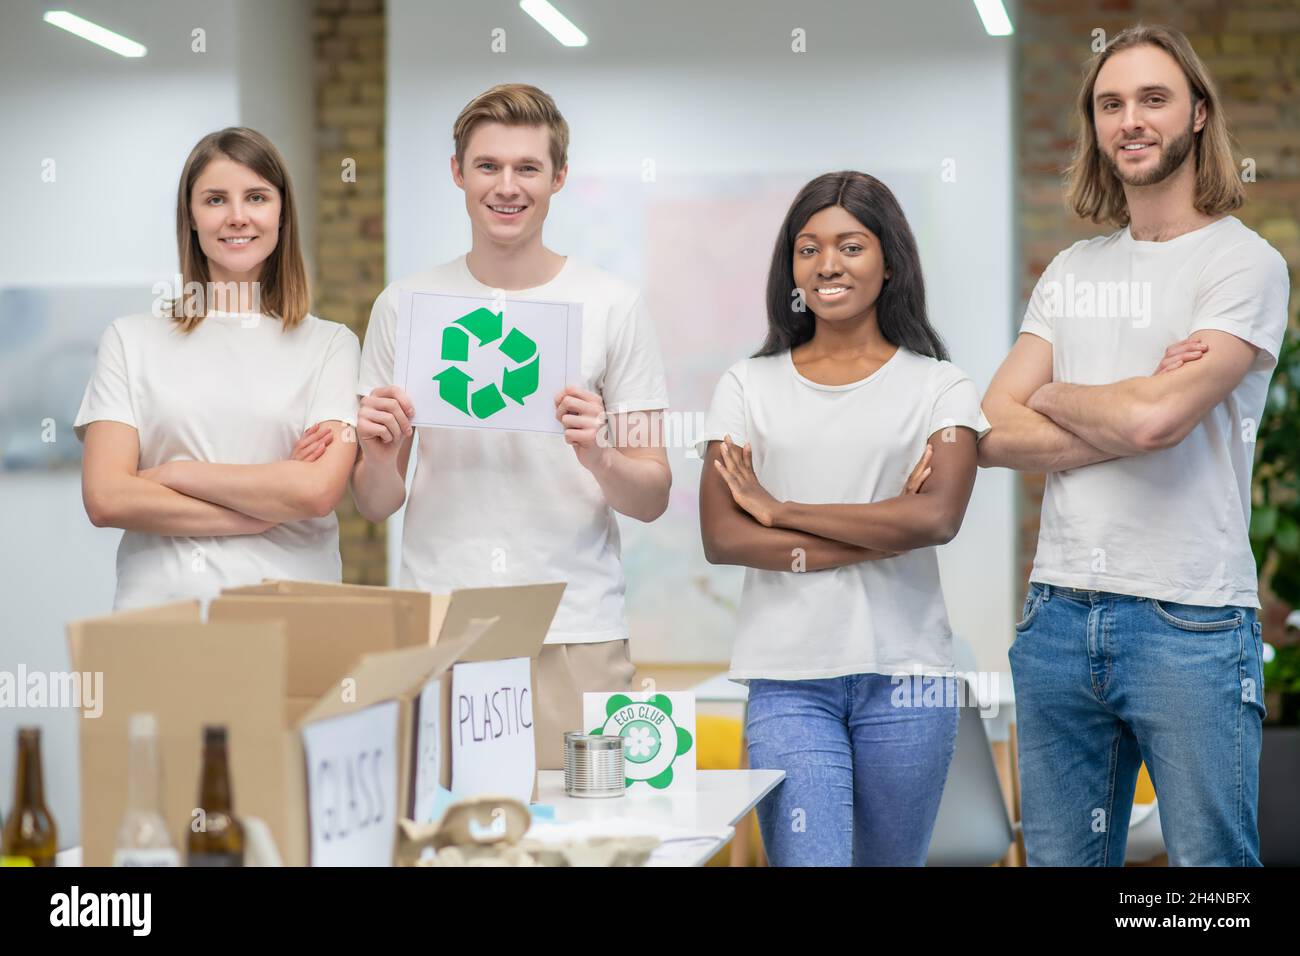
[395,290,583,434]
[301,701,400,866]
[450,657,536,802]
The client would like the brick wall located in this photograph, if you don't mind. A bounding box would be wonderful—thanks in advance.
[1016,0,1300,628]
[314,0,387,585]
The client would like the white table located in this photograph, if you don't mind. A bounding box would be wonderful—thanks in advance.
[56,769,786,868]
[689,673,749,703]
[533,768,784,866]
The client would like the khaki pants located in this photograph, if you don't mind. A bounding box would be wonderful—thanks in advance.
[534,638,635,770]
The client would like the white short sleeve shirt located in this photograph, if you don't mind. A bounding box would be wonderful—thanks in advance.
[695,346,990,681]
[75,311,360,609]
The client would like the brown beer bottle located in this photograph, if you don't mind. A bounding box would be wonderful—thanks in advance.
[186,725,244,866]
[2,726,58,867]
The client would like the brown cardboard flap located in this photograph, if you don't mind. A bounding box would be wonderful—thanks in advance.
[208,595,400,698]
[286,697,320,724]
[67,600,203,670]
[297,615,499,727]
[69,620,288,867]
[298,644,444,726]
[224,580,440,647]
[425,594,452,647]
[444,583,564,663]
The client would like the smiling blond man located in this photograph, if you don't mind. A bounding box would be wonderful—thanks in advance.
[352,85,671,771]
[980,26,1289,866]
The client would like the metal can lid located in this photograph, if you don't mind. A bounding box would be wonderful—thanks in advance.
[564,731,625,751]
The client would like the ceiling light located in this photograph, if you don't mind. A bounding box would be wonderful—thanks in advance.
[519,0,588,47]
[972,0,1014,37]
[43,10,147,57]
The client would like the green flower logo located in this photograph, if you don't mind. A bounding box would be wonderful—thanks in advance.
[432,306,539,419]
[590,694,693,789]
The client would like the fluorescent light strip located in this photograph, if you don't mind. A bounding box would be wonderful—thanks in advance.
[43,10,147,57]
[519,0,588,47]
[972,0,1014,37]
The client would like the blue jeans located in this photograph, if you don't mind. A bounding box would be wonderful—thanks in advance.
[745,673,959,866]
[1010,583,1266,866]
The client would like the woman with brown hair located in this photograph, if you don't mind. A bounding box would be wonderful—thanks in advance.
[76,127,360,609]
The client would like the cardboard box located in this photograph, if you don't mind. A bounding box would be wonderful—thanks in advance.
[219,580,566,807]
[67,581,563,866]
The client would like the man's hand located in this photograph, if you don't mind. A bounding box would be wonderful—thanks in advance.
[555,385,614,473]
[358,385,415,464]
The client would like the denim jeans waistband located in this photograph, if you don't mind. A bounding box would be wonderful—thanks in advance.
[1034,583,1146,605]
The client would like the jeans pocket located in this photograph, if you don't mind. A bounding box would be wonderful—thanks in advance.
[1149,599,1243,632]
[1250,619,1269,721]
[1014,584,1045,633]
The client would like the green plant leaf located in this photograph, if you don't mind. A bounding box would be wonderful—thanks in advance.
[1277,517,1300,556]
[1251,506,1278,540]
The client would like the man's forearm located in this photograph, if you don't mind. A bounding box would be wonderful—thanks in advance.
[162,460,338,523]
[978,395,1118,472]
[350,446,407,523]
[1028,379,1158,456]
[589,450,671,523]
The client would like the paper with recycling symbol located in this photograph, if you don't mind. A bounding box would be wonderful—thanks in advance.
[395,290,583,434]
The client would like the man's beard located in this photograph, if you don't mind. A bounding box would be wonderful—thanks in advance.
[1103,113,1196,187]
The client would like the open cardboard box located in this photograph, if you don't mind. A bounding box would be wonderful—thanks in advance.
[67,580,564,866]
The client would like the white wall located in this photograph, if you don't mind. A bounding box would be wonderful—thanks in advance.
[0,0,314,849]
[387,0,1017,671]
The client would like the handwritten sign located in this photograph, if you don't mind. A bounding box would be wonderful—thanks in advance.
[450,657,535,802]
[583,691,697,791]
[302,701,399,866]
[395,291,583,435]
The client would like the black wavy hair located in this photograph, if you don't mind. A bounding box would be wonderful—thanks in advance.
[754,171,948,361]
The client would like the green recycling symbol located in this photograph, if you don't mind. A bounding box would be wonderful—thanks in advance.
[432,306,539,419]
[590,694,693,790]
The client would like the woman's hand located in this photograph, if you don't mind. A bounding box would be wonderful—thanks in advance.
[716,436,935,528]
[290,422,334,462]
[904,443,933,494]
[714,435,784,527]
[137,423,333,486]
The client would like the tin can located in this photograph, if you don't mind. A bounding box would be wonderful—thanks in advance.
[563,732,625,798]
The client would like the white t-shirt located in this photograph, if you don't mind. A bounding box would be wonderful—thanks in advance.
[694,347,990,681]
[1020,216,1289,608]
[358,255,670,645]
[74,311,360,609]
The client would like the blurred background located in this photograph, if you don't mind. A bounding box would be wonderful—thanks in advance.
[1,0,1297,853]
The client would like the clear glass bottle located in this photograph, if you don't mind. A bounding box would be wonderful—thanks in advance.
[113,713,179,866]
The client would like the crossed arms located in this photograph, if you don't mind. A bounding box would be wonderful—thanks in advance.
[81,420,357,535]
[700,429,979,572]
[977,329,1259,473]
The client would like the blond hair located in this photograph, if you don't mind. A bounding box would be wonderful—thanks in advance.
[1065,24,1244,227]
[169,127,310,331]
[452,83,569,176]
